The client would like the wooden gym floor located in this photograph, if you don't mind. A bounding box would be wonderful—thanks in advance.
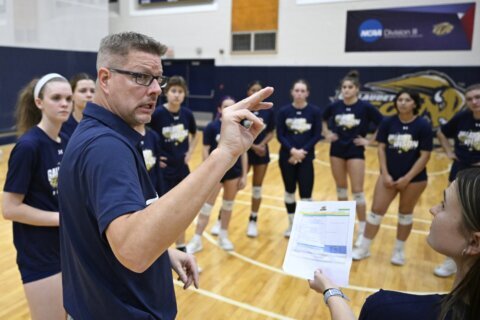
[0,134,453,319]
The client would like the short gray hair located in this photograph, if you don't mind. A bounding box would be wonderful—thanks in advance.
[96,32,167,70]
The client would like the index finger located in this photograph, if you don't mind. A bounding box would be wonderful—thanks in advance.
[229,87,274,112]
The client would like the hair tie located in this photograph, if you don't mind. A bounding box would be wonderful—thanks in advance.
[34,73,66,100]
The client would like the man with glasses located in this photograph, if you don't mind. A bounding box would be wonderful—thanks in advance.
[58,32,273,320]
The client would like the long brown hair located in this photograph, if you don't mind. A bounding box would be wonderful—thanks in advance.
[439,168,480,320]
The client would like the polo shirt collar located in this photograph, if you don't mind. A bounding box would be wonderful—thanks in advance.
[83,102,143,147]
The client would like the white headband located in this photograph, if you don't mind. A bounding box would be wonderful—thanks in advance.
[33,73,66,100]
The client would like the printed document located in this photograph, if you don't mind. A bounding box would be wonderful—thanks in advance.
[283,201,356,286]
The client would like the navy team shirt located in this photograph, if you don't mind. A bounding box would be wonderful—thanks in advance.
[60,114,79,138]
[58,103,176,320]
[247,109,276,163]
[142,127,166,196]
[440,109,480,165]
[376,116,433,180]
[4,126,67,283]
[323,99,383,147]
[276,103,323,160]
[359,290,454,320]
[203,118,242,175]
[149,106,197,180]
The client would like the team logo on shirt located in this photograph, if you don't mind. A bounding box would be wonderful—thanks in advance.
[458,131,480,151]
[142,149,156,171]
[285,118,312,133]
[47,166,60,194]
[387,134,419,153]
[331,70,465,129]
[335,114,361,130]
[162,124,188,145]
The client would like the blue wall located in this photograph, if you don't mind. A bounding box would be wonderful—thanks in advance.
[1,45,480,143]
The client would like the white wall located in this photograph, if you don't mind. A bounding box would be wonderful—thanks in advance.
[0,0,108,51]
[110,0,480,66]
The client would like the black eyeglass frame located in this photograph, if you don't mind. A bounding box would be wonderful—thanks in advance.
[108,68,169,88]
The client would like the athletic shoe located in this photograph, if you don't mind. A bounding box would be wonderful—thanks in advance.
[210,221,220,236]
[352,246,370,261]
[390,248,405,266]
[434,257,457,277]
[186,237,203,254]
[246,220,258,238]
[218,236,234,251]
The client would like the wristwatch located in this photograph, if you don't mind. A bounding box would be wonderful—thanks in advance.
[323,288,349,305]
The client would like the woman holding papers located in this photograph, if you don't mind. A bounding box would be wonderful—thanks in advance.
[322,71,383,248]
[309,167,480,320]
[352,90,433,265]
[276,79,323,237]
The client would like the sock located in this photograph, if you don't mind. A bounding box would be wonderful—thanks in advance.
[193,234,202,242]
[360,237,372,250]
[219,229,228,238]
[395,239,405,250]
[250,212,258,221]
[358,221,366,234]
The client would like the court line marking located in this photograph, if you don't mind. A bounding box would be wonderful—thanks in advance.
[234,196,433,227]
[202,233,441,295]
[173,280,296,320]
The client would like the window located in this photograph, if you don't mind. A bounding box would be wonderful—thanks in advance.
[232,31,276,52]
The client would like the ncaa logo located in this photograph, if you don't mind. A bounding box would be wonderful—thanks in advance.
[358,19,383,43]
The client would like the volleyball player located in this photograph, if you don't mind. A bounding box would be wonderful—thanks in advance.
[322,71,383,246]
[352,90,433,265]
[245,81,276,237]
[187,96,247,252]
[2,73,72,319]
[150,75,198,252]
[277,79,323,237]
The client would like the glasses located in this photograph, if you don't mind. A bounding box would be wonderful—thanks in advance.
[109,68,169,88]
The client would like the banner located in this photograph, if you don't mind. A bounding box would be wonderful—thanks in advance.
[346,3,476,51]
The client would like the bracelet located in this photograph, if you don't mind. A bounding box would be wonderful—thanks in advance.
[323,288,349,305]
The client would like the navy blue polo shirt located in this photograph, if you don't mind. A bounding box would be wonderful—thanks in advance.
[376,116,433,180]
[59,103,176,320]
[149,106,197,179]
[276,103,323,160]
[323,99,383,147]
[440,109,480,165]
[248,109,276,164]
[4,126,67,283]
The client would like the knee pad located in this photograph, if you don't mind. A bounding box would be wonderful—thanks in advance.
[252,186,262,200]
[284,192,296,204]
[353,192,366,205]
[366,212,383,226]
[398,213,413,226]
[336,187,348,199]
[221,200,234,211]
[199,203,213,217]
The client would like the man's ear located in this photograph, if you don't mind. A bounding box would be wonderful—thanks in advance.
[467,232,480,255]
[97,68,110,94]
